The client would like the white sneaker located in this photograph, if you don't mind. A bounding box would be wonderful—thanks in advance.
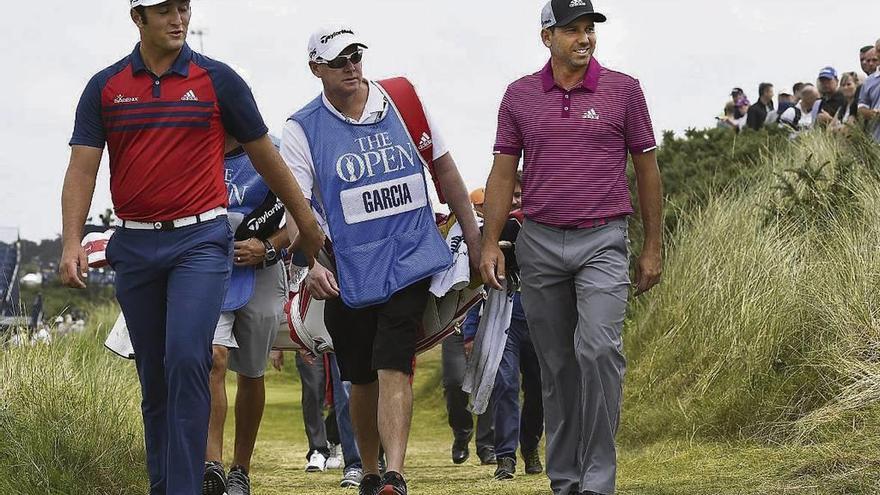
[325,444,343,470]
[305,451,327,472]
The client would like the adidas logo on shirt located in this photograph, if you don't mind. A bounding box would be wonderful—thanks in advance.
[180,90,199,102]
[569,0,587,7]
[417,132,433,151]
[583,108,599,120]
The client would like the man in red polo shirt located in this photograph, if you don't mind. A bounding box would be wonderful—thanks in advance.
[59,1,323,494]
[480,1,663,494]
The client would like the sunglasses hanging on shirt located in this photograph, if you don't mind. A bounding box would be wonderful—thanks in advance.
[317,50,364,69]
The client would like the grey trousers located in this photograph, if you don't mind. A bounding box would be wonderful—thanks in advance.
[516,218,630,495]
[441,332,495,454]
[295,353,329,457]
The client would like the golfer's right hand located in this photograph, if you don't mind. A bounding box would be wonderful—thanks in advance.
[479,242,506,291]
[295,220,325,268]
[59,244,88,289]
[305,262,339,300]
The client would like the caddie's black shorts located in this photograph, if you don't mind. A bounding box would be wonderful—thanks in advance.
[323,278,430,385]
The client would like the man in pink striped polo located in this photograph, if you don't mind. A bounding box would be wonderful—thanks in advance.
[479,1,663,494]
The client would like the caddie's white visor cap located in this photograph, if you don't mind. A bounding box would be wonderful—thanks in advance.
[130,0,172,9]
[307,26,368,62]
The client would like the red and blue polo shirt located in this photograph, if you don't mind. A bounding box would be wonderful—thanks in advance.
[70,43,268,222]
[494,58,656,228]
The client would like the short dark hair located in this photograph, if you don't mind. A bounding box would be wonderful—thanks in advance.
[861,45,874,54]
[133,6,148,24]
[758,82,773,97]
[792,82,805,94]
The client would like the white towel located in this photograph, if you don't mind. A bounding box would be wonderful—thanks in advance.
[429,219,472,298]
[461,284,514,415]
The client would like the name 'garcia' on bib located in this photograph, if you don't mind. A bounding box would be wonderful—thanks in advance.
[341,174,427,224]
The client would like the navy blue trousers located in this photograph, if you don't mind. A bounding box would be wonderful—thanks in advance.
[492,316,544,460]
[107,218,232,495]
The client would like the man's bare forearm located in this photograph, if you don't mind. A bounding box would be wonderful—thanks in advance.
[433,153,479,241]
[61,146,102,248]
[481,154,520,246]
[243,135,318,234]
[632,150,663,251]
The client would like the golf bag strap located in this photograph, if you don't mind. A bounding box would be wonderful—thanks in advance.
[377,77,446,204]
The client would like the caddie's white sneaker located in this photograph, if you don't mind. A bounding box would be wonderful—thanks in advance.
[305,451,328,472]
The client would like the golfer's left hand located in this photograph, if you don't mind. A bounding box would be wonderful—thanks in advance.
[634,247,662,297]
[269,350,284,371]
[233,238,265,266]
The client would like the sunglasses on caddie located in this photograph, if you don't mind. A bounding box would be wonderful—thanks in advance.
[318,50,363,69]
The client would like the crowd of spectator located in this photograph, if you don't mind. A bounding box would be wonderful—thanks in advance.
[717,38,880,142]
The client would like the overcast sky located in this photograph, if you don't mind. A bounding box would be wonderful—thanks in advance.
[1,0,876,240]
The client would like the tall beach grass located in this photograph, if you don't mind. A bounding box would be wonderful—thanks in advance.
[0,304,146,495]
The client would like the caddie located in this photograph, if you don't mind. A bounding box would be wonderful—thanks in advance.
[280,25,481,495]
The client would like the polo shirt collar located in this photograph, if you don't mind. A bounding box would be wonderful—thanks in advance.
[130,42,193,77]
[321,80,387,124]
[540,57,601,92]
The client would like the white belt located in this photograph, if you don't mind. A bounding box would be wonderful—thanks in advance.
[115,206,227,231]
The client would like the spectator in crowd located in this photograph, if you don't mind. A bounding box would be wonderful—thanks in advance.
[815,66,846,126]
[730,87,745,100]
[861,46,878,77]
[730,87,747,119]
[442,188,496,467]
[716,101,738,130]
[791,82,806,105]
[777,89,795,117]
[271,349,365,488]
[780,84,820,131]
[463,173,543,481]
[858,38,880,143]
[733,96,750,130]
[746,83,774,130]
[831,71,863,131]
[470,188,487,218]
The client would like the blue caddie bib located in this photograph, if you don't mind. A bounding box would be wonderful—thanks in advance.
[291,89,451,308]
[221,149,283,311]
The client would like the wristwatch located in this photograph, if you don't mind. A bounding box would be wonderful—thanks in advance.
[262,239,277,267]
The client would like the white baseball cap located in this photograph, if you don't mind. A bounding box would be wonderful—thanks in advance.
[307,25,368,62]
[130,0,169,8]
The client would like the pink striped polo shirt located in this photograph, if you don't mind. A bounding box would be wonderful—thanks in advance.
[494,58,656,228]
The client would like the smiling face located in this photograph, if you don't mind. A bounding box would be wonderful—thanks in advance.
[132,0,191,53]
[543,17,596,71]
[840,73,860,100]
[310,44,364,97]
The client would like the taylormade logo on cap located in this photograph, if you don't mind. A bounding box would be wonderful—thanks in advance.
[321,29,354,44]
[307,25,368,62]
[130,0,168,8]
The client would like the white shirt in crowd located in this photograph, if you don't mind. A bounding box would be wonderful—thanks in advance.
[281,80,449,233]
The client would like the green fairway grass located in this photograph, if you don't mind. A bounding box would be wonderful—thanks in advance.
[228,347,879,495]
